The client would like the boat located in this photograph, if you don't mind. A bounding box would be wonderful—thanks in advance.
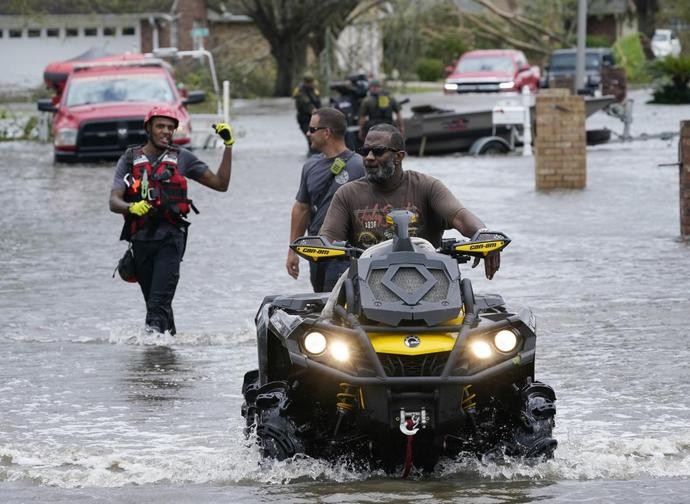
[404,95,617,155]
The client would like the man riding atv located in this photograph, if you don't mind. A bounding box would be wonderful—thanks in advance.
[321,123,498,280]
[240,125,556,475]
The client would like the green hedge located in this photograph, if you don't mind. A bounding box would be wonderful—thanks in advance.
[415,58,445,82]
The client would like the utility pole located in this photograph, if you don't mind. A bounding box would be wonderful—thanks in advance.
[574,0,587,95]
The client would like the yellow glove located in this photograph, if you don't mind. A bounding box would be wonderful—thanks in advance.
[128,200,152,216]
[213,122,235,146]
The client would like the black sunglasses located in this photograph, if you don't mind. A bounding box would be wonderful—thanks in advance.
[308,126,328,133]
[357,145,399,157]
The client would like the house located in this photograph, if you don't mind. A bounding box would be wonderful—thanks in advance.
[0,0,382,93]
[588,0,639,44]
[0,1,214,91]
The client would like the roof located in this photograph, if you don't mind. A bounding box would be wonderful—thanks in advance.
[0,0,175,15]
[588,0,636,16]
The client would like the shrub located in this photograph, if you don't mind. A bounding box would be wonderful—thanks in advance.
[649,55,690,103]
[613,33,650,83]
[415,58,445,82]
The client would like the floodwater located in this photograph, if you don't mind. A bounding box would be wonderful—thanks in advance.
[1,89,689,503]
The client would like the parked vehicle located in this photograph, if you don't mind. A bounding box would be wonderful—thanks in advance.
[241,211,557,474]
[403,96,616,155]
[542,47,627,102]
[444,49,540,94]
[651,29,682,59]
[37,53,205,163]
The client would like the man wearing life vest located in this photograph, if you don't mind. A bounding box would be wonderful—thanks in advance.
[357,79,404,142]
[109,105,235,335]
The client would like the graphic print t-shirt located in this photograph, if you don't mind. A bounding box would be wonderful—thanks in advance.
[319,170,464,249]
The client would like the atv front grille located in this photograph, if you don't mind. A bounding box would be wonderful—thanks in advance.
[368,267,449,304]
[378,352,450,377]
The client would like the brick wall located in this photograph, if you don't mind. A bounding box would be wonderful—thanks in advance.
[177,0,208,51]
[680,121,690,239]
[534,89,587,190]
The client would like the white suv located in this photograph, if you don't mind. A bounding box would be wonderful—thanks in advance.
[651,29,681,59]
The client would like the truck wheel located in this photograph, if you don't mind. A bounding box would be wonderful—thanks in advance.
[479,140,511,155]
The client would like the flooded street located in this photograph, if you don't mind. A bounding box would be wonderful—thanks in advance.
[1,89,689,502]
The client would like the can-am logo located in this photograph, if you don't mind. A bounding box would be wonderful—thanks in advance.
[404,335,420,348]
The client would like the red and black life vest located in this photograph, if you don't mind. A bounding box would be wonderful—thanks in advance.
[121,146,198,240]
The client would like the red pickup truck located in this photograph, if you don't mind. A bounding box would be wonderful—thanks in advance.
[444,49,540,94]
[37,53,205,163]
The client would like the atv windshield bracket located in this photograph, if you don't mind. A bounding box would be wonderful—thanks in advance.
[399,408,427,435]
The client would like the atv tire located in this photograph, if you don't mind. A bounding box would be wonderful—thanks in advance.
[251,381,306,460]
[240,369,260,431]
[486,380,557,461]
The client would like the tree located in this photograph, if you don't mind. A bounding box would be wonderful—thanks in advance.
[238,0,368,96]
[460,0,577,61]
[381,0,466,79]
[633,0,660,37]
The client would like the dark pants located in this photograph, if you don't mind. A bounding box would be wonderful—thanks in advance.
[132,232,185,335]
[309,259,349,293]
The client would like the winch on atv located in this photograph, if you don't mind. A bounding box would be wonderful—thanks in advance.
[241,210,556,475]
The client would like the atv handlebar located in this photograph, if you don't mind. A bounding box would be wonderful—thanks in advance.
[291,231,509,265]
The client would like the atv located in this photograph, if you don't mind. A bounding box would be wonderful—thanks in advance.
[241,210,556,475]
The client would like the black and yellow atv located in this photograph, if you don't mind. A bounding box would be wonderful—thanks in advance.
[241,210,556,475]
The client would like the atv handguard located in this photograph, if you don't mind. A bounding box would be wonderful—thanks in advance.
[440,231,510,263]
[291,236,363,262]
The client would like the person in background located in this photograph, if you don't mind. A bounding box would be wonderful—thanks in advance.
[293,72,322,155]
[358,79,404,142]
[286,107,365,292]
[109,105,236,334]
[321,123,500,280]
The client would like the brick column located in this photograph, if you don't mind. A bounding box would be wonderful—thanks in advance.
[680,121,690,239]
[534,89,587,190]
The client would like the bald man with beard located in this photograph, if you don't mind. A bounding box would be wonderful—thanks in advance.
[319,123,501,279]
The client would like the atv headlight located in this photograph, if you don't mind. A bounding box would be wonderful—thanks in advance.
[303,331,327,355]
[494,329,518,353]
[470,339,493,359]
[329,340,350,362]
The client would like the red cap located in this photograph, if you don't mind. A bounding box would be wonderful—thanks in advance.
[144,105,179,128]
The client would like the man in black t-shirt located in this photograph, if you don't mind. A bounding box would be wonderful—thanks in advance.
[358,79,404,142]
